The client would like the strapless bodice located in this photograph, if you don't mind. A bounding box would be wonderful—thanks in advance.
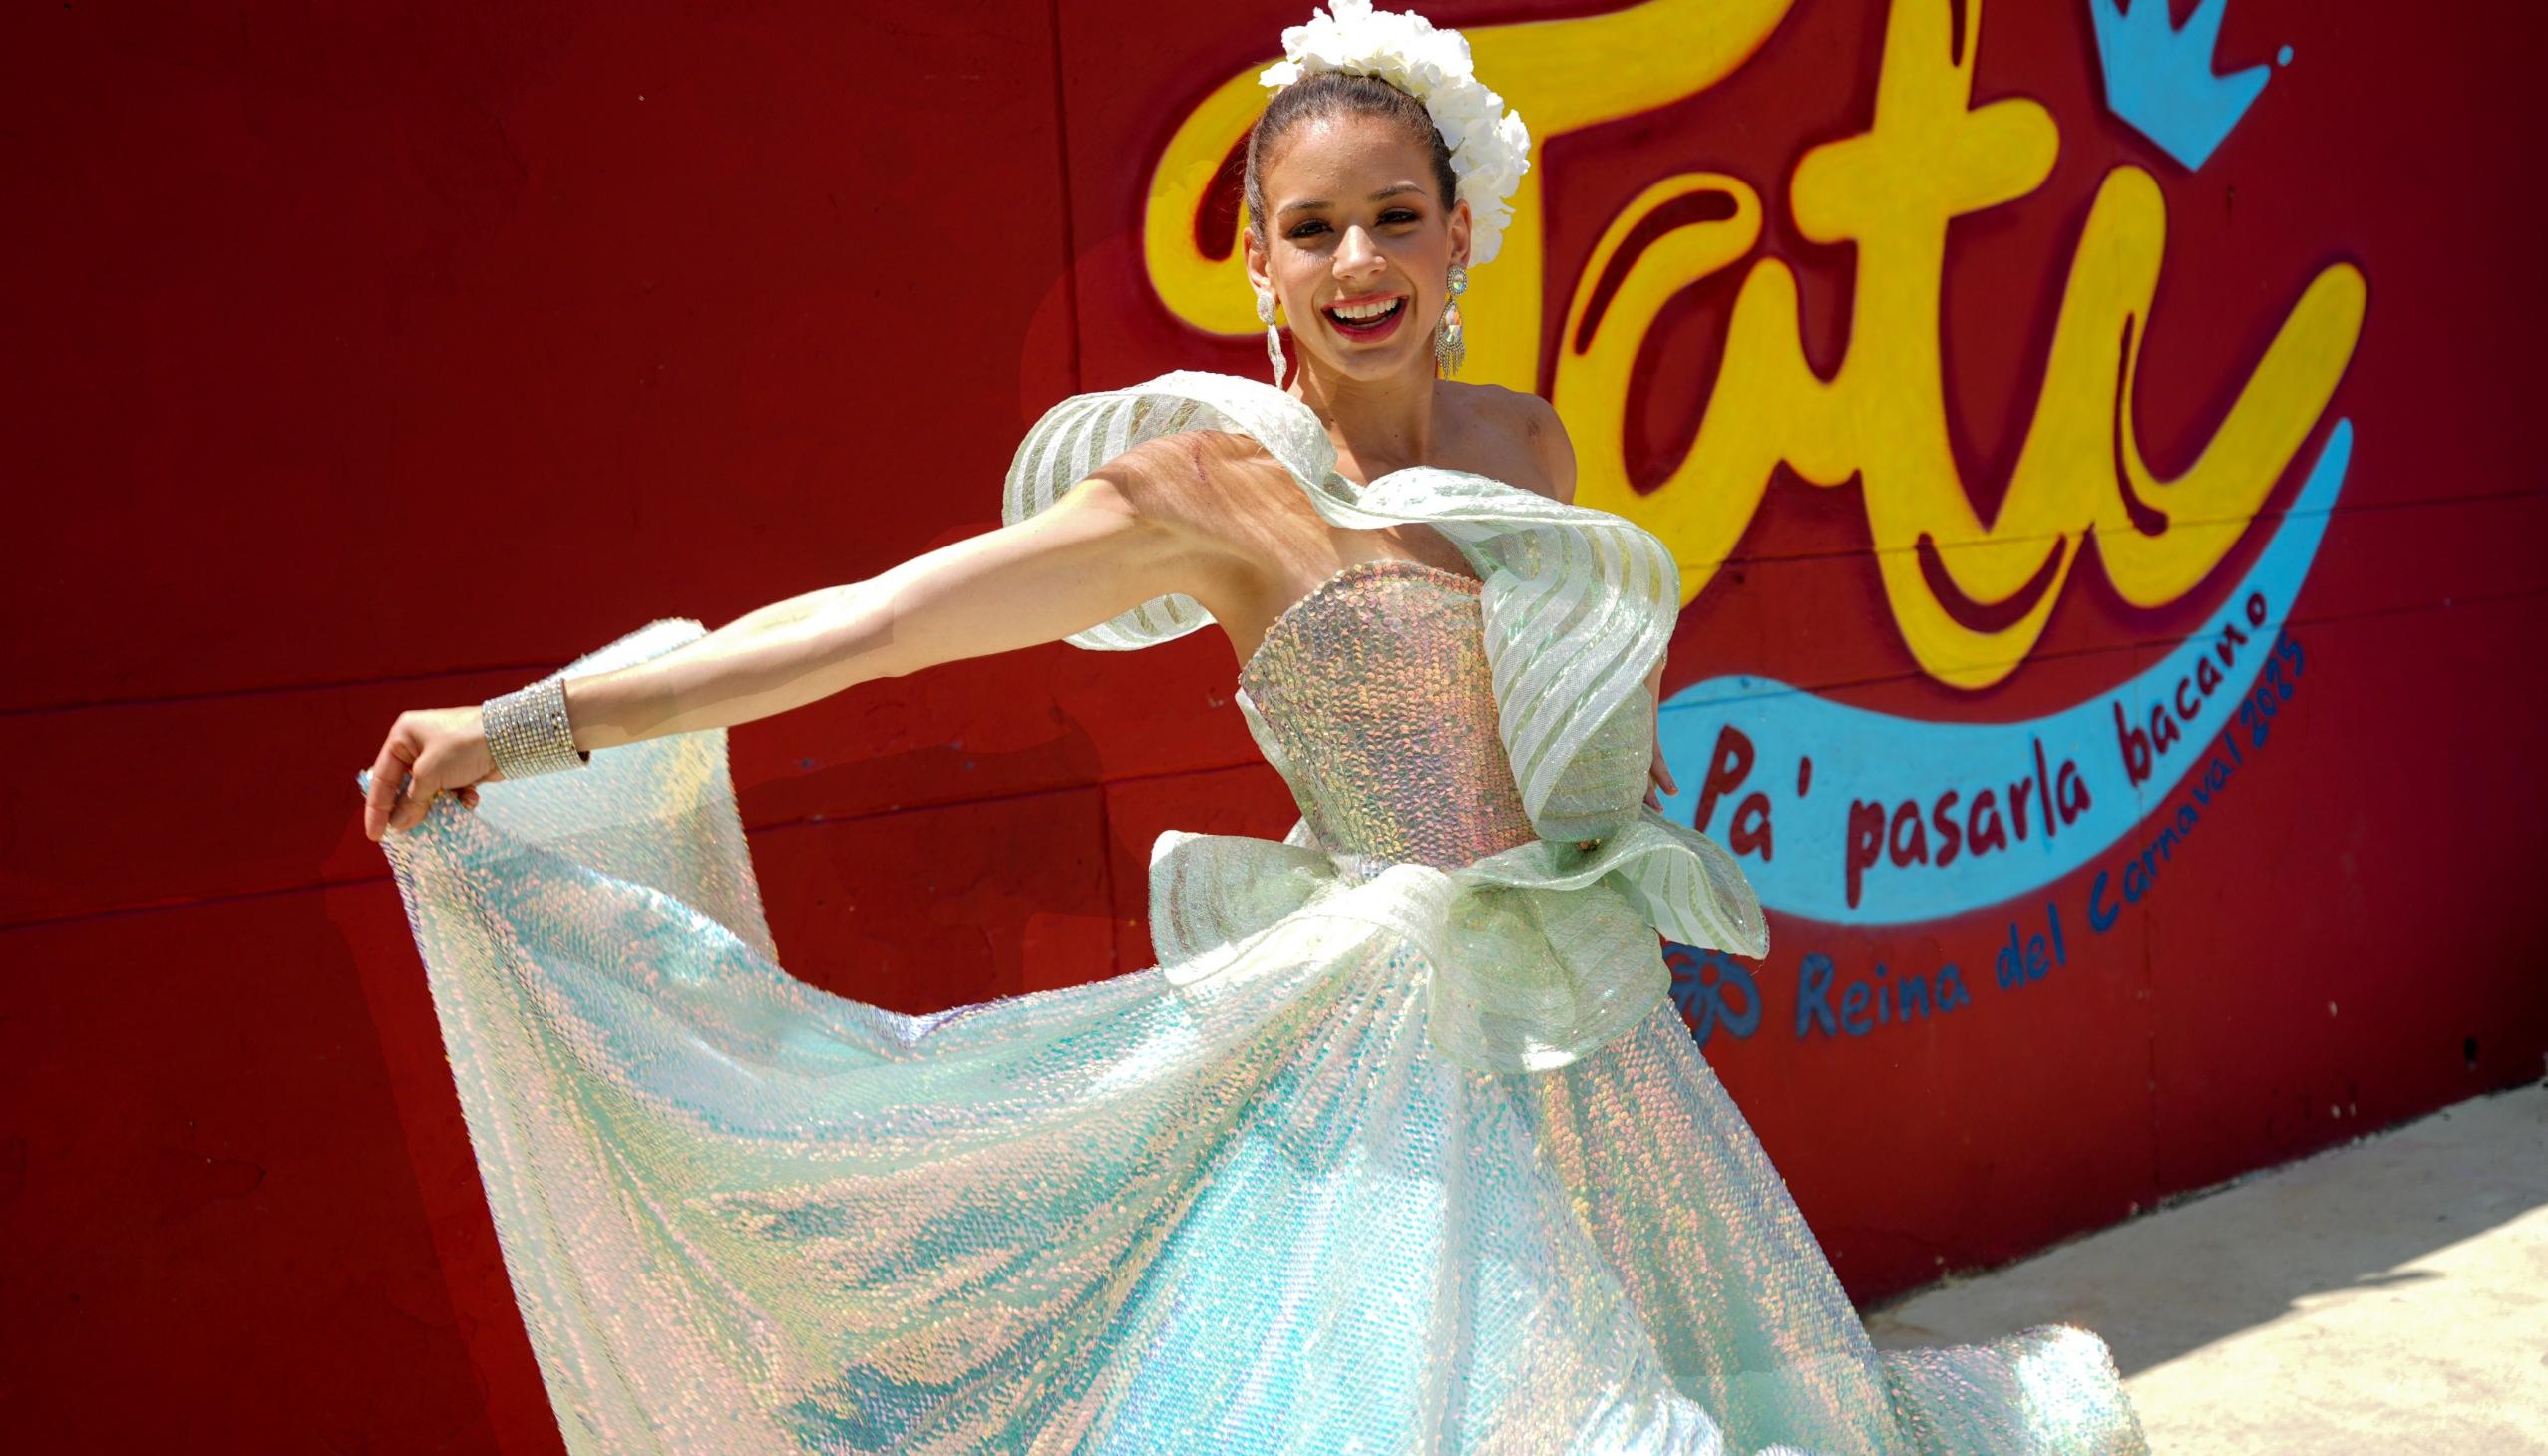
[1236,558,1540,870]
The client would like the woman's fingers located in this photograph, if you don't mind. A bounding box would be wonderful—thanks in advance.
[1640,671,1676,812]
[1644,733,1677,812]
[392,758,443,833]
[364,724,419,842]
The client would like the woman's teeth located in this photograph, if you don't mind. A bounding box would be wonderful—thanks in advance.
[1326,297,1405,331]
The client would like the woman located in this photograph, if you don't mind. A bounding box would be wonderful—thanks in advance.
[357,3,2149,1450]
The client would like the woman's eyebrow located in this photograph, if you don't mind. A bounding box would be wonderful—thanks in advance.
[1278,183,1426,217]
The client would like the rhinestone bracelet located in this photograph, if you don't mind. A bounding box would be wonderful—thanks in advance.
[482,672,591,779]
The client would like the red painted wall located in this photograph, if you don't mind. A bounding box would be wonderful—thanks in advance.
[4,1,2541,1450]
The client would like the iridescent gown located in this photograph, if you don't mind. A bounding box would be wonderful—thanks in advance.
[359,372,2150,1453]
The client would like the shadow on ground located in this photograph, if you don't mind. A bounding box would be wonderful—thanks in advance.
[1865,1081,2537,1376]
[1864,1082,2548,1452]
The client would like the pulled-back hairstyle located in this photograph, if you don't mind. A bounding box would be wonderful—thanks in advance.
[1244,70,1460,254]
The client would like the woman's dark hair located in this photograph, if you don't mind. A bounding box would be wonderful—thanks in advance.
[1244,71,1459,253]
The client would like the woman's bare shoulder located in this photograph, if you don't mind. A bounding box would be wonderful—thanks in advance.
[1446,381,1576,504]
[1067,427,1305,594]
[1076,427,1283,516]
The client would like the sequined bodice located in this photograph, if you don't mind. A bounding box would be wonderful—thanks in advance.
[1236,558,1541,870]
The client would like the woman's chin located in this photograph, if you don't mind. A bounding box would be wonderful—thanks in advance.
[1297,336,1428,384]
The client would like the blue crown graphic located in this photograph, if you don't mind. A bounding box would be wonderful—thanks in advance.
[2088,0,2283,170]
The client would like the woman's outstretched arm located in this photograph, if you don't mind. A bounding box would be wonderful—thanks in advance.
[558,477,1195,748]
[360,450,1217,842]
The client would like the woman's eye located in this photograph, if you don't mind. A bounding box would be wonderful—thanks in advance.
[1286,211,1421,240]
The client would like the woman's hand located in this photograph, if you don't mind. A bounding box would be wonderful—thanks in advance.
[362,706,498,842]
[1642,653,1675,812]
[1644,729,1677,812]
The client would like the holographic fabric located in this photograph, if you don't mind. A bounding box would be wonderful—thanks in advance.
[359,372,2150,1453]
[1236,558,1537,870]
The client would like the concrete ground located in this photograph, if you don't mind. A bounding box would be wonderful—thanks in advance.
[1864,1081,2548,1453]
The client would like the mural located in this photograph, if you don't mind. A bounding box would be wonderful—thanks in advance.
[11,0,2536,1444]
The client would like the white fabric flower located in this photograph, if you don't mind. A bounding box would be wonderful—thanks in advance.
[1258,0,1532,267]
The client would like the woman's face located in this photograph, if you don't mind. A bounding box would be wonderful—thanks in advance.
[1246,111,1472,389]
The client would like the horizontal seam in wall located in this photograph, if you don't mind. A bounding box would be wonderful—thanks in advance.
[7,490,2541,718]
[0,758,1278,937]
[7,582,2539,930]
[0,658,575,720]
[8,585,2540,933]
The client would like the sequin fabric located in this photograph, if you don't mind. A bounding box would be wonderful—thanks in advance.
[358,373,2151,1453]
[1236,557,1535,869]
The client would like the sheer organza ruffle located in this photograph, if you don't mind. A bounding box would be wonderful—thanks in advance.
[1151,804,1761,1075]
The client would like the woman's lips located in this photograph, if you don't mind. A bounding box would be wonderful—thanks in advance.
[1323,295,1408,342]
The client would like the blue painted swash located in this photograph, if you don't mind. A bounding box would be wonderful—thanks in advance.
[2088,0,2275,170]
[1654,419,2351,926]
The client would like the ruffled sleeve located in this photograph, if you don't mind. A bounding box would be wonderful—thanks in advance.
[1000,370,1354,650]
[1004,371,1692,847]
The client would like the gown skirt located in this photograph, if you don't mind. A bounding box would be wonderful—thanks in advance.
[359,371,2151,1454]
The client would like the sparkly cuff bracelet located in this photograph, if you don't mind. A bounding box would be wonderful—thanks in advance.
[482,673,591,779]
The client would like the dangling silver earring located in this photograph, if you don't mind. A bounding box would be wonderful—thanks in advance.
[1434,261,1469,378]
[1256,288,1288,388]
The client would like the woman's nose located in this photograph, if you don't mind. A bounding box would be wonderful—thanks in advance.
[1333,225,1384,280]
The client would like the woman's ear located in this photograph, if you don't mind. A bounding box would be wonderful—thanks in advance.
[1448,197,1474,270]
[1242,229,1270,297]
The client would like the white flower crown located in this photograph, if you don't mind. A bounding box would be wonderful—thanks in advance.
[1258,0,1532,268]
